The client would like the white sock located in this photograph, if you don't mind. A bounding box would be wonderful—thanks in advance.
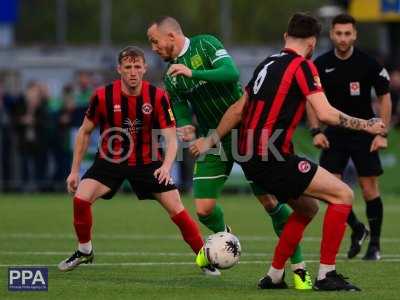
[78,241,92,254]
[267,266,284,284]
[318,264,335,280]
[291,261,306,272]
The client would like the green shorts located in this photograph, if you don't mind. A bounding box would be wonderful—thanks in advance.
[192,153,267,199]
[193,154,233,199]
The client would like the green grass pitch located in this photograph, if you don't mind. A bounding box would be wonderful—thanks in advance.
[1,193,400,299]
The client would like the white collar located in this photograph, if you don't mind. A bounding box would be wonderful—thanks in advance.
[178,37,190,57]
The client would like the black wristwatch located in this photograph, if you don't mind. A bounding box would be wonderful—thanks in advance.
[310,128,322,137]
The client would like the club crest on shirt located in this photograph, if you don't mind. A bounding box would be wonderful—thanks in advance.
[298,160,311,173]
[191,54,203,69]
[142,103,153,114]
[350,82,360,96]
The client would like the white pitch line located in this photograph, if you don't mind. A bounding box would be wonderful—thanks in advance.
[1,258,400,268]
[1,233,400,243]
[2,251,400,259]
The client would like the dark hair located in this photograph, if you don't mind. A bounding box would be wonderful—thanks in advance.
[118,46,145,64]
[287,13,321,38]
[332,13,356,27]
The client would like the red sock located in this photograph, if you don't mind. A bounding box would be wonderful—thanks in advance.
[272,212,312,269]
[73,197,92,243]
[320,204,351,265]
[171,209,204,254]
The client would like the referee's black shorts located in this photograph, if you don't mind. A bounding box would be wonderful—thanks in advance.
[82,158,176,200]
[239,155,318,203]
[319,132,383,177]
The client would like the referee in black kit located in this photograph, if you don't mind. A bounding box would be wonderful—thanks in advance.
[307,13,392,260]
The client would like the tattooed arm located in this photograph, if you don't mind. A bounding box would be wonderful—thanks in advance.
[307,91,385,135]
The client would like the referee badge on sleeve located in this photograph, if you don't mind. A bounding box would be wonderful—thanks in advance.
[350,82,360,96]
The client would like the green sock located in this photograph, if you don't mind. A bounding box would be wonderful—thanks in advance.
[268,203,304,264]
[197,204,226,233]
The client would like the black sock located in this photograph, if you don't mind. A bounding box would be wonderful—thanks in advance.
[366,196,383,248]
[347,209,362,231]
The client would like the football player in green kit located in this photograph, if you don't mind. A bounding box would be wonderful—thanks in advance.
[147,16,314,288]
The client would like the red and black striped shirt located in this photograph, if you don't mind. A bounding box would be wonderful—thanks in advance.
[240,48,323,157]
[86,80,176,166]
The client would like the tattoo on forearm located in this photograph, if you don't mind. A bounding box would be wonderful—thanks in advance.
[339,113,349,127]
[339,113,366,130]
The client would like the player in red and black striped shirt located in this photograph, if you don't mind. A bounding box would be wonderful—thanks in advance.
[58,46,217,275]
[191,13,386,291]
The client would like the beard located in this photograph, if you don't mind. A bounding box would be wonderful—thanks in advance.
[163,44,176,62]
[336,43,352,54]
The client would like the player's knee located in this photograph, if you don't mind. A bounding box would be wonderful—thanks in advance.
[337,185,354,205]
[307,200,320,218]
[257,194,278,212]
[360,182,379,200]
[196,201,215,216]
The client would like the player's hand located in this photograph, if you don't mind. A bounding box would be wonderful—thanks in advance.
[66,172,80,194]
[167,64,193,78]
[370,135,388,152]
[177,125,196,142]
[154,165,173,186]
[190,137,213,157]
[364,117,386,135]
[313,133,330,149]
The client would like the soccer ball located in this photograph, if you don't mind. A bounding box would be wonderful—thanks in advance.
[204,232,241,269]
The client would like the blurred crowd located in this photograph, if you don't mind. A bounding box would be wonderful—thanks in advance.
[0,71,95,192]
[1,67,400,193]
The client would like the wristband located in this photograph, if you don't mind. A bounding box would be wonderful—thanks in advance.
[310,128,322,137]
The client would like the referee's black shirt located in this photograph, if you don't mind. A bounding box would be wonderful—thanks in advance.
[314,48,390,136]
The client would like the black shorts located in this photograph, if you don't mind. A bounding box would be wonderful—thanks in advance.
[239,155,318,202]
[81,158,177,200]
[320,132,383,177]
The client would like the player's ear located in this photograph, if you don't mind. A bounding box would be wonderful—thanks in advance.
[117,64,122,75]
[329,28,334,40]
[167,31,175,41]
[283,32,288,41]
[143,63,148,75]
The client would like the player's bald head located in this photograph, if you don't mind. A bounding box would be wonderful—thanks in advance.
[149,16,183,34]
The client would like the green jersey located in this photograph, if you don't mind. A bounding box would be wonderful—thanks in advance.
[164,35,242,144]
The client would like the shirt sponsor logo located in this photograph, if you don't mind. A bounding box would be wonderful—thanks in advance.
[123,118,142,134]
[325,67,335,73]
[298,160,311,173]
[191,54,203,69]
[142,103,153,115]
[113,104,121,112]
[169,75,178,87]
[350,82,360,96]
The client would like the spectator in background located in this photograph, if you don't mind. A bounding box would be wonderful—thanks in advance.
[0,80,12,191]
[72,71,93,126]
[50,84,76,190]
[390,68,400,127]
[14,81,50,192]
